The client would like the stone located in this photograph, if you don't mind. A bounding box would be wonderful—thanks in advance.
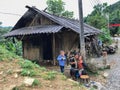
[103,72,109,78]
[87,63,98,73]
[49,85,52,88]
[14,73,18,78]
[0,71,3,75]
[23,77,35,86]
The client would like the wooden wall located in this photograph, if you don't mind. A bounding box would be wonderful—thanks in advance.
[23,34,53,61]
[54,30,79,58]
[27,13,57,27]
[21,13,80,61]
[23,40,40,61]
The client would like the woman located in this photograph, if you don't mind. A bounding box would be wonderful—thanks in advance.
[77,55,84,75]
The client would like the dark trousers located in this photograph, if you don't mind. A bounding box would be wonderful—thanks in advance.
[70,68,79,79]
[60,66,64,73]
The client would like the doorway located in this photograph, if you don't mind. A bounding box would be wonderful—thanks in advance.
[42,34,53,60]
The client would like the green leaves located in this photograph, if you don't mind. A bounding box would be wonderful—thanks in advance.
[42,71,57,80]
[47,0,65,15]
[32,79,40,86]
[0,45,17,61]
[84,3,113,43]
[62,10,74,19]
[85,1,120,36]
[46,0,74,18]
[99,28,112,44]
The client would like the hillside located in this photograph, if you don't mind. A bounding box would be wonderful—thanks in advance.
[0,45,87,90]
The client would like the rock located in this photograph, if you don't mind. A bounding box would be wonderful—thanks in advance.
[14,73,18,78]
[0,71,3,75]
[23,77,35,86]
[49,85,52,88]
[87,63,98,73]
[103,72,109,78]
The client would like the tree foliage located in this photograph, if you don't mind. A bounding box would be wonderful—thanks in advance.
[46,0,65,15]
[85,0,120,38]
[109,10,120,36]
[84,3,112,43]
[99,28,112,43]
[0,22,22,56]
[0,23,11,43]
[46,0,74,18]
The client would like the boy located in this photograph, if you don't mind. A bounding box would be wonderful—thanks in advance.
[57,50,66,73]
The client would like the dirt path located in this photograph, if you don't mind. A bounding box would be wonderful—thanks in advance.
[45,37,120,90]
[102,38,120,90]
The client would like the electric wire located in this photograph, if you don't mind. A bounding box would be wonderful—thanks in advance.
[0,11,21,16]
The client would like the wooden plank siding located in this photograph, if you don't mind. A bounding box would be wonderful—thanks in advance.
[23,40,40,61]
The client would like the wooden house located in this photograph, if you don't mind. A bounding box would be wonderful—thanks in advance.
[4,6,101,64]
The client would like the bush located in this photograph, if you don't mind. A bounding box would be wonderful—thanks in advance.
[32,79,40,86]
[0,45,18,61]
[20,60,34,69]
[99,28,112,44]
[42,71,57,80]
[20,69,37,77]
[19,60,47,77]
[61,75,67,80]
[2,39,22,56]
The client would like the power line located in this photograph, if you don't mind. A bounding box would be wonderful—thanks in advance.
[96,0,102,4]
[89,0,99,8]
[0,11,21,16]
[89,0,95,8]
[92,0,99,5]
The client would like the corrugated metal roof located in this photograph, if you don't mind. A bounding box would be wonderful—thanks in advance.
[4,25,63,37]
[30,6,101,35]
[4,6,101,37]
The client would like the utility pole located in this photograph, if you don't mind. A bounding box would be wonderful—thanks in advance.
[78,0,86,62]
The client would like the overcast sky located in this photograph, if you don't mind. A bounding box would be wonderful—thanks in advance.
[0,0,119,26]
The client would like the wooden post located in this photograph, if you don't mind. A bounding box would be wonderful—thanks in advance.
[52,33,56,65]
[78,0,86,62]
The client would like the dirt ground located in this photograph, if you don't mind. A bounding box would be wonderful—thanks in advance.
[0,59,84,90]
[0,38,119,90]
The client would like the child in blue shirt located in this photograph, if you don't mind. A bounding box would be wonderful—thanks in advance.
[57,50,66,73]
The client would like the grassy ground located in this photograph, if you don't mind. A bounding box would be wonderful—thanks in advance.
[0,46,88,90]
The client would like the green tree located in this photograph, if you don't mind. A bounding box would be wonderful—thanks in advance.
[62,10,74,19]
[85,14,107,29]
[0,22,22,56]
[46,0,74,18]
[99,28,112,43]
[0,23,11,43]
[109,10,120,36]
[47,0,65,15]
[84,3,112,43]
